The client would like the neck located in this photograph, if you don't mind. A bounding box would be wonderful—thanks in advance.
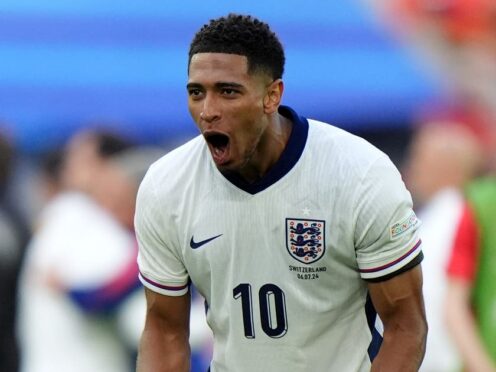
[237,113,293,184]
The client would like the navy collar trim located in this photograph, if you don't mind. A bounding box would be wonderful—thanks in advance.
[222,105,309,195]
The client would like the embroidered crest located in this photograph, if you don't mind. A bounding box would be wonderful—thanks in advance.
[286,218,325,264]
[390,211,419,239]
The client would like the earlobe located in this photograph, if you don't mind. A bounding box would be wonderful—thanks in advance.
[263,79,284,114]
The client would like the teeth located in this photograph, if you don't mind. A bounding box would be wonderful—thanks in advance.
[213,146,225,158]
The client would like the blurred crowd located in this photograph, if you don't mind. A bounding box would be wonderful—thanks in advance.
[0,1,495,371]
[0,129,212,372]
[369,0,496,370]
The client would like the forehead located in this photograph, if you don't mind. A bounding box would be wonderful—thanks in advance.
[188,53,253,83]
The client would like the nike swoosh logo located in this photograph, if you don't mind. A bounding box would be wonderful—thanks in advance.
[190,234,223,249]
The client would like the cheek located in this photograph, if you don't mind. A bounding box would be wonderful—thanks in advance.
[233,121,266,156]
[188,104,201,125]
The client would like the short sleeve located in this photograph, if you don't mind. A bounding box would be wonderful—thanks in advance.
[354,155,422,280]
[446,202,479,282]
[135,172,189,296]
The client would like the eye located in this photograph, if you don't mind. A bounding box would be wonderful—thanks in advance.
[221,88,239,96]
[188,88,203,99]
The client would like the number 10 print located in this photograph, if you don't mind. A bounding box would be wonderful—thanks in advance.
[233,283,288,338]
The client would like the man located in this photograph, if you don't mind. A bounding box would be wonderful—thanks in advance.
[403,121,483,371]
[445,177,496,372]
[17,131,141,372]
[136,13,427,371]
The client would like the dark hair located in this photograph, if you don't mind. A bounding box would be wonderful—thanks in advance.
[40,149,64,184]
[0,133,13,191]
[188,13,285,80]
[96,132,132,158]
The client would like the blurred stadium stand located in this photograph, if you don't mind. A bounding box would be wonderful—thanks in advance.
[0,0,443,155]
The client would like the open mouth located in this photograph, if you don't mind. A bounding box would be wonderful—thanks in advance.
[204,132,230,165]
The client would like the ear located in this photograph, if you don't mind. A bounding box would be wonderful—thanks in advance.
[263,79,284,114]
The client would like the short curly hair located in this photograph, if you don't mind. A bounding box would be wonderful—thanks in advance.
[188,14,285,80]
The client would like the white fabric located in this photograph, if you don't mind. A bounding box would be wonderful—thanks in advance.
[17,192,136,372]
[418,188,463,372]
[136,118,421,372]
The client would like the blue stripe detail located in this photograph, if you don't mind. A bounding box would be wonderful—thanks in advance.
[222,105,308,194]
[365,293,383,361]
[0,2,440,155]
[0,14,191,46]
[0,46,183,86]
[0,14,390,48]
[68,280,142,314]
[0,45,425,90]
[0,84,434,154]
[0,1,378,27]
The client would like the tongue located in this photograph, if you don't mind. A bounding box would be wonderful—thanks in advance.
[212,144,229,165]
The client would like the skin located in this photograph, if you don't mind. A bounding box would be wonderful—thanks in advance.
[403,123,482,208]
[93,159,137,230]
[445,278,496,372]
[368,266,427,371]
[137,289,191,372]
[137,51,427,371]
[186,53,292,183]
[61,132,103,194]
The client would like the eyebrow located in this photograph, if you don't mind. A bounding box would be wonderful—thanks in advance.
[215,82,244,89]
[186,82,245,90]
[186,82,202,90]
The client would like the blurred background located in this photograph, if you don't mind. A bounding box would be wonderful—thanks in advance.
[1,0,495,371]
[1,0,442,153]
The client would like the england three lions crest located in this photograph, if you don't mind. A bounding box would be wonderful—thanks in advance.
[286,218,325,264]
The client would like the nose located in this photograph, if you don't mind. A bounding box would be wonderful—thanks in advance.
[200,95,220,123]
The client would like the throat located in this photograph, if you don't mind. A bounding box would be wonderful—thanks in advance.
[240,115,293,183]
[222,165,264,185]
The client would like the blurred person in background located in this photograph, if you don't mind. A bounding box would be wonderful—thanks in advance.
[403,120,484,371]
[445,175,496,371]
[367,2,496,368]
[17,130,142,372]
[0,132,30,372]
[17,129,212,372]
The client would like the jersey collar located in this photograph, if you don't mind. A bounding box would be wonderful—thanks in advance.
[221,105,309,195]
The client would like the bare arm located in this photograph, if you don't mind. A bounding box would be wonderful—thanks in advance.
[445,278,496,372]
[368,265,427,372]
[137,287,191,372]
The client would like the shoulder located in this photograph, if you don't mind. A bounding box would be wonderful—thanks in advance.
[308,119,384,158]
[306,118,392,179]
[138,135,206,198]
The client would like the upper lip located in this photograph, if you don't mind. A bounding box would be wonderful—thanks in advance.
[203,130,230,146]
[203,129,228,139]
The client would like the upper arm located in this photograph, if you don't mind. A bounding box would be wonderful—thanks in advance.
[367,265,426,330]
[367,265,427,371]
[138,288,191,372]
[354,155,422,280]
[135,173,189,295]
[143,287,191,335]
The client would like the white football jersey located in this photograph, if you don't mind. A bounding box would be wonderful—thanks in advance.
[136,106,422,372]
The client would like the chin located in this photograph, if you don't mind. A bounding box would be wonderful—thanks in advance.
[215,160,242,175]
[215,162,235,173]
